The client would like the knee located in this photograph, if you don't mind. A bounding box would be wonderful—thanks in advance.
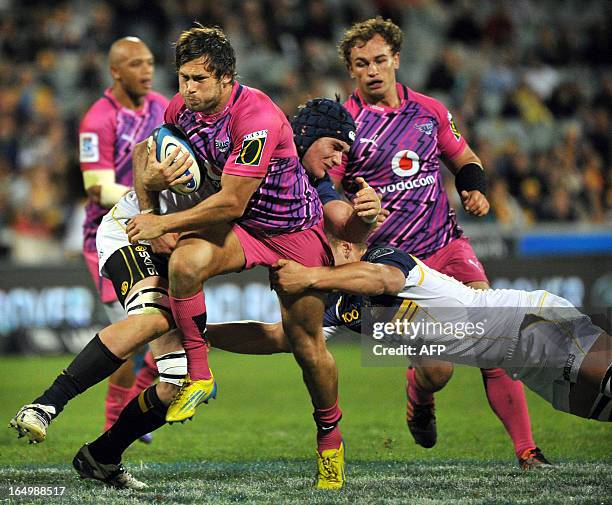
[417,362,454,392]
[99,314,170,359]
[169,248,208,294]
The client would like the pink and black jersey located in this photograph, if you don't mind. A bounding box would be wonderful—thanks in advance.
[329,83,467,258]
[164,82,321,236]
[79,89,168,251]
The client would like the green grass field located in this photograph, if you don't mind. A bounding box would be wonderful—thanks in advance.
[0,344,610,504]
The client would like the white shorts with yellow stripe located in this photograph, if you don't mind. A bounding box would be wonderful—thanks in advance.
[506,291,603,414]
[96,193,142,278]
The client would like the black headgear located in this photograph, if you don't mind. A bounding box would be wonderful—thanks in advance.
[291,98,356,159]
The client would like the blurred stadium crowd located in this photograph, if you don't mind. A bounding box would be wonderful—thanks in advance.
[0,0,610,263]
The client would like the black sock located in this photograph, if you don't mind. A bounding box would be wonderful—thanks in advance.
[88,385,168,464]
[33,335,124,417]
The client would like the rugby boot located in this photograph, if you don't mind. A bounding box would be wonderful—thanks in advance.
[406,396,437,448]
[165,373,217,423]
[406,371,437,448]
[315,441,346,490]
[73,444,148,490]
[518,447,553,470]
[9,404,55,444]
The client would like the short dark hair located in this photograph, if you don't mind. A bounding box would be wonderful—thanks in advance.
[338,17,403,67]
[175,24,237,80]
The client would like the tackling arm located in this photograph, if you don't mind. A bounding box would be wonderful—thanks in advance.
[323,201,375,243]
[271,259,405,297]
[206,321,290,354]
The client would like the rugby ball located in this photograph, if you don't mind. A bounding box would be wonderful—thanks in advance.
[149,123,201,195]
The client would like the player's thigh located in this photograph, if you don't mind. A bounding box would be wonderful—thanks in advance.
[99,244,172,357]
[169,225,246,287]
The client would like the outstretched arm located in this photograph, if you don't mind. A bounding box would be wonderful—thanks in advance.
[270,259,405,296]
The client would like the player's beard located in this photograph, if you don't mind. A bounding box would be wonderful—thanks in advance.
[184,82,224,114]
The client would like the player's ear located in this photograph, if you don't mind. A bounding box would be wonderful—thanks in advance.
[342,241,352,260]
[110,65,120,81]
[347,61,356,79]
[392,52,400,70]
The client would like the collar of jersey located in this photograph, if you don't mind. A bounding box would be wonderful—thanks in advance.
[104,88,150,116]
[355,83,409,113]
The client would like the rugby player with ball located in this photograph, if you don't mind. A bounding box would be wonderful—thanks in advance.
[10,96,379,490]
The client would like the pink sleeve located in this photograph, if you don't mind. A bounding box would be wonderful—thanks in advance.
[224,106,282,178]
[437,107,467,160]
[79,102,115,172]
[410,91,467,160]
[164,93,184,124]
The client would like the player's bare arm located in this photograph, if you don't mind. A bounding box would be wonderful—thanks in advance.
[127,172,263,241]
[324,177,381,242]
[206,321,290,354]
[443,145,490,217]
[270,259,405,296]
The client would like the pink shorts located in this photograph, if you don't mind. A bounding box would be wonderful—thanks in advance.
[233,220,334,269]
[421,237,489,285]
[83,249,118,304]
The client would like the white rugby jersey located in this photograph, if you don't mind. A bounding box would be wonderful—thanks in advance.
[325,246,554,364]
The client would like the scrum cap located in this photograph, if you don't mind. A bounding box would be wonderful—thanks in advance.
[291,98,356,159]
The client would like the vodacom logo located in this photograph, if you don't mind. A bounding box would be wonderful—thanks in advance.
[391,150,420,177]
[380,149,435,194]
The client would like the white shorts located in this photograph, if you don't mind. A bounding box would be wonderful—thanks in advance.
[96,193,142,278]
[506,292,603,413]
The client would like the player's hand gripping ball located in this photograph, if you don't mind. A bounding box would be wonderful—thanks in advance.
[148,124,201,195]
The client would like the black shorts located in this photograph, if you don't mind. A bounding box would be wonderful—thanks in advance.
[104,244,169,306]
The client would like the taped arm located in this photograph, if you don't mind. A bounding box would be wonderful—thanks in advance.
[82,169,130,208]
